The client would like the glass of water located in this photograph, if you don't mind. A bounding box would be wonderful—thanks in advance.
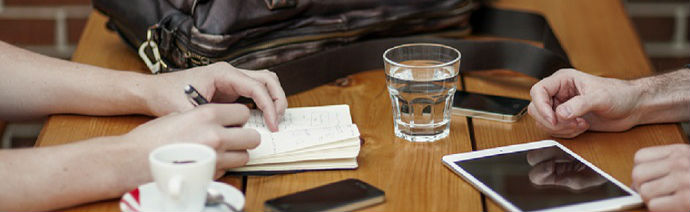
[384,43,461,142]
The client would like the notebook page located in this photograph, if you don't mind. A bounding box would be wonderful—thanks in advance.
[244,105,352,133]
[248,124,360,158]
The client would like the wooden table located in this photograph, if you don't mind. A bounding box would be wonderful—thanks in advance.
[37,0,688,211]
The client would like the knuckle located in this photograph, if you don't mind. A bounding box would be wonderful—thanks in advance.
[265,70,279,78]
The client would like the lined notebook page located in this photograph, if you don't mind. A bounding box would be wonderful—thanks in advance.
[249,124,360,158]
[244,105,352,133]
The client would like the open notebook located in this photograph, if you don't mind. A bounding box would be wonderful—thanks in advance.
[228,105,361,172]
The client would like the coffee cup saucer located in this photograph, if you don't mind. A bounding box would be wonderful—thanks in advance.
[120,181,245,212]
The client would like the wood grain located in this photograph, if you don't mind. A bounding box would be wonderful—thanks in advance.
[244,71,480,212]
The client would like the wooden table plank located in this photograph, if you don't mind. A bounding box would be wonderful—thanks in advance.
[465,1,688,211]
[243,71,480,212]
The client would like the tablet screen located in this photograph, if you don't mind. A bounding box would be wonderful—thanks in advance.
[454,146,632,211]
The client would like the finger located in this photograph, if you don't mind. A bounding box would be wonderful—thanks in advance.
[646,190,690,212]
[216,150,250,170]
[194,104,250,126]
[530,104,564,132]
[634,144,679,164]
[554,94,598,120]
[530,81,558,125]
[218,127,261,150]
[631,159,674,190]
[639,172,690,201]
[225,74,279,131]
[532,111,579,136]
[551,118,589,138]
[242,70,288,119]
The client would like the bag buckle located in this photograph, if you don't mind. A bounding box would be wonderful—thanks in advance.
[138,27,168,74]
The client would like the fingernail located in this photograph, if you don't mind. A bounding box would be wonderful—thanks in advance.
[557,106,571,119]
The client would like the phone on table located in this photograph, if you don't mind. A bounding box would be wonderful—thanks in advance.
[265,178,385,212]
[452,90,530,122]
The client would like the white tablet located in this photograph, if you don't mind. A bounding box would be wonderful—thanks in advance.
[442,140,642,212]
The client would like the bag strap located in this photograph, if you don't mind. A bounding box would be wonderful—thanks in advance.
[269,7,572,96]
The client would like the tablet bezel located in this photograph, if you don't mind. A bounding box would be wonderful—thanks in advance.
[442,140,642,212]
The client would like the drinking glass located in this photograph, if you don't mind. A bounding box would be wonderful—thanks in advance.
[384,43,461,142]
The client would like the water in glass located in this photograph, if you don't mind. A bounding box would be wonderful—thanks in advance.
[386,59,458,142]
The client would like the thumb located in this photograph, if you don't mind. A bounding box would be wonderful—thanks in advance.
[555,95,598,120]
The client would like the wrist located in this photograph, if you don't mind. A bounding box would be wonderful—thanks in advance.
[630,77,656,125]
[120,72,159,116]
[631,72,690,124]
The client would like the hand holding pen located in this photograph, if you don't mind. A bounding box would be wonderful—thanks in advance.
[185,84,281,132]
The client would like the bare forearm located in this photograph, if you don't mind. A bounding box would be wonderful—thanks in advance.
[0,136,149,211]
[633,68,690,124]
[0,41,154,121]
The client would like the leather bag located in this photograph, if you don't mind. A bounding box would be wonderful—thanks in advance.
[93,0,572,95]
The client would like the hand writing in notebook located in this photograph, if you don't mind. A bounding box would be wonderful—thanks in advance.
[228,105,362,172]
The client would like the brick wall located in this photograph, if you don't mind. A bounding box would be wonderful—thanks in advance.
[0,0,92,59]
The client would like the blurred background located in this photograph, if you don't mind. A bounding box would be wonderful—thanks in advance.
[0,0,688,148]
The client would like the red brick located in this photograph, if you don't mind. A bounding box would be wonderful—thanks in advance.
[0,19,55,45]
[5,0,91,6]
[68,18,88,43]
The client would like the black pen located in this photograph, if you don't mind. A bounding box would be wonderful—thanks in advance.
[184,84,209,106]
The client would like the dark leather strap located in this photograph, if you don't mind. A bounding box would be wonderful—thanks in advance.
[269,7,572,96]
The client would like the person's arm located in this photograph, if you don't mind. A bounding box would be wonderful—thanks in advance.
[0,104,258,211]
[632,69,690,125]
[528,68,690,138]
[0,41,151,120]
[0,41,287,130]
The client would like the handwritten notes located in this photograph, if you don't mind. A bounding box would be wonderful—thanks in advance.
[249,124,360,158]
[241,105,361,166]
[244,105,353,133]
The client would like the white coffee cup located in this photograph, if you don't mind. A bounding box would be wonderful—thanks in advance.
[149,143,216,212]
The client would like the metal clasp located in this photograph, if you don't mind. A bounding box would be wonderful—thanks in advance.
[138,27,167,74]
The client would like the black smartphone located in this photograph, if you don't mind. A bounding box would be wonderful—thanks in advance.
[264,178,385,212]
[452,91,530,122]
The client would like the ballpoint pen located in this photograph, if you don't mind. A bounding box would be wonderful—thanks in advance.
[184,84,209,106]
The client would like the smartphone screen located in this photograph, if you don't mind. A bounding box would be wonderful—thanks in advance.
[452,91,530,121]
[265,179,385,212]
